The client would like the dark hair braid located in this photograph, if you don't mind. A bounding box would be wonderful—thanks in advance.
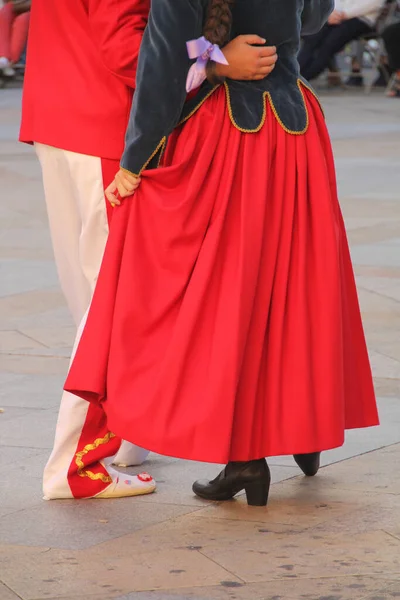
[203,0,235,46]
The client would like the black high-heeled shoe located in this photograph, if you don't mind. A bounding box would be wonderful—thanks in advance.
[293,452,321,476]
[192,459,271,506]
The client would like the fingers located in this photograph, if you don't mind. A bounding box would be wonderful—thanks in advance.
[257,53,278,67]
[240,34,267,46]
[252,65,276,80]
[253,48,278,79]
[105,171,141,207]
[247,49,277,80]
[105,180,120,207]
[115,171,141,197]
[249,62,276,80]
[242,61,276,81]
[258,46,277,58]
[257,62,277,76]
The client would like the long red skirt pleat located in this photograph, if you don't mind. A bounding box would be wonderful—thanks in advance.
[65,85,379,463]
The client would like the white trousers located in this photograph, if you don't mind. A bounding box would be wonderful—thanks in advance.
[35,144,149,499]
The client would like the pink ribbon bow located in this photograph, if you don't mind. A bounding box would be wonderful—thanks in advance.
[186,36,228,92]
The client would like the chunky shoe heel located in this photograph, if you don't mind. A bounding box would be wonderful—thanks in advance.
[294,452,321,477]
[244,480,270,507]
[193,458,271,505]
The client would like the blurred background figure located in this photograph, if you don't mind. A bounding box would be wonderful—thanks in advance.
[299,0,385,82]
[346,0,399,87]
[382,5,400,96]
[0,0,30,78]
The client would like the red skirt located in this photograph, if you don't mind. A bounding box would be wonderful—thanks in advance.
[65,85,379,463]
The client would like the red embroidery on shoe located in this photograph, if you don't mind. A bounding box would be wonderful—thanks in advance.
[137,473,153,482]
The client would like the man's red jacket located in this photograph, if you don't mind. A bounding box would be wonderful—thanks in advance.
[19,0,150,159]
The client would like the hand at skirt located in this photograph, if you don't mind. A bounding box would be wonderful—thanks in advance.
[105,169,141,206]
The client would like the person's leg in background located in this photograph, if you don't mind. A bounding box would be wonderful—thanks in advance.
[301,18,373,82]
[10,11,30,64]
[346,40,392,89]
[345,40,365,87]
[298,24,330,75]
[327,55,343,86]
[18,45,27,66]
[0,2,15,75]
[382,23,400,97]
[35,144,150,500]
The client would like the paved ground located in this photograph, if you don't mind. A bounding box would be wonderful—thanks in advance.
[0,87,400,600]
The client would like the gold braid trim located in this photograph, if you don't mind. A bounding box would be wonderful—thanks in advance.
[120,79,325,179]
[177,78,324,136]
[178,86,220,126]
[121,136,167,178]
[75,432,116,483]
[298,79,325,117]
[224,78,324,135]
[120,87,219,178]
[267,81,309,135]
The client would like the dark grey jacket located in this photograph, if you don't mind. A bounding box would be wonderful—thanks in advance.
[121,0,334,176]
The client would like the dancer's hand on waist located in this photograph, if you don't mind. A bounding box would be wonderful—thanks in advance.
[216,36,278,81]
[105,169,141,206]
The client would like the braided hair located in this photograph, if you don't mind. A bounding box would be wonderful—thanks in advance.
[203,0,235,46]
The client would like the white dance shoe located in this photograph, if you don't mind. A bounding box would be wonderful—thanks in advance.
[43,465,155,500]
[95,470,156,499]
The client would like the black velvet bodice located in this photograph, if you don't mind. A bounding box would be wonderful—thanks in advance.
[121,0,334,176]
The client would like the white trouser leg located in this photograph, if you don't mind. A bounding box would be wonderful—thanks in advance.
[36,145,148,500]
[35,143,109,326]
[43,313,92,499]
[43,311,150,499]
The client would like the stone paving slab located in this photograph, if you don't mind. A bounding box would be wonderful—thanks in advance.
[1,88,400,600]
[0,582,23,600]
[1,443,400,599]
[112,581,400,600]
[25,580,400,600]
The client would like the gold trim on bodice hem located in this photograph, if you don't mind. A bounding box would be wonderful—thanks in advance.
[190,78,324,135]
[121,79,324,177]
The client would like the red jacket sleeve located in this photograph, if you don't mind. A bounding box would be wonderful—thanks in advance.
[87,0,150,88]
